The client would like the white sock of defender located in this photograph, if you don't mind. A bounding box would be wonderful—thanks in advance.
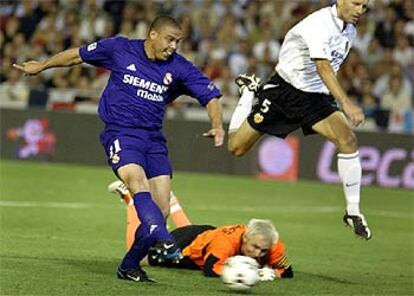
[337,151,361,215]
[228,88,255,133]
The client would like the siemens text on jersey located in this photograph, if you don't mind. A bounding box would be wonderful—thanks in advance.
[123,74,168,102]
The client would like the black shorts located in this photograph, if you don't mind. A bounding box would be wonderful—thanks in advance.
[149,225,216,269]
[171,225,216,249]
[247,73,340,138]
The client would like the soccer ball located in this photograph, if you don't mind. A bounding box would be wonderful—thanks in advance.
[221,255,260,291]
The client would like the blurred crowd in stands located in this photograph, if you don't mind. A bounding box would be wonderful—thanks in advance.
[0,0,413,133]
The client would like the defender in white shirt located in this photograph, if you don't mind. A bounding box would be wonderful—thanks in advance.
[228,0,372,240]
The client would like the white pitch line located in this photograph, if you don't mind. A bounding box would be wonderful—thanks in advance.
[0,200,108,209]
[190,205,413,219]
[0,200,88,208]
[0,200,412,219]
[192,205,342,214]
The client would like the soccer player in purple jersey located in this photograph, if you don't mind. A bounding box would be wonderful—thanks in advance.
[13,15,224,282]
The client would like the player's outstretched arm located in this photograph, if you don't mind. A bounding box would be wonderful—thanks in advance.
[314,59,365,127]
[203,98,225,147]
[13,47,83,76]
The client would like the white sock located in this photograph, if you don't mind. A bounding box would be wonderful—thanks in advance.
[337,151,361,215]
[228,88,255,133]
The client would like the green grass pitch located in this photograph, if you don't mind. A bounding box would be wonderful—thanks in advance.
[1,160,413,295]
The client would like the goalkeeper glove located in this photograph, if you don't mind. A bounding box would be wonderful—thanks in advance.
[258,266,276,281]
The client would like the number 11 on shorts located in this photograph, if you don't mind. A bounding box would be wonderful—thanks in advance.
[109,139,122,159]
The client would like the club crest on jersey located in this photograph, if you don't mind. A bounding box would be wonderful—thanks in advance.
[111,153,120,164]
[87,42,97,51]
[163,72,173,85]
[253,113,264,124]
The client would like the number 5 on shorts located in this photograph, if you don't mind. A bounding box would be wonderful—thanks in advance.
[260,99,271,113]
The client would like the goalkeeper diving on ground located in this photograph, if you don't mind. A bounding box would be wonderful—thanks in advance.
[108,180,293,281]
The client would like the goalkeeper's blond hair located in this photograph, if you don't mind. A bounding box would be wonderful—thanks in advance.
[245,219,279,245]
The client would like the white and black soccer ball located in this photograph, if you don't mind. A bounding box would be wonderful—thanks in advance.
[221,255,260,291]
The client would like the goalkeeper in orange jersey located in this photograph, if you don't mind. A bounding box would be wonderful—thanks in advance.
[148,219,293,280]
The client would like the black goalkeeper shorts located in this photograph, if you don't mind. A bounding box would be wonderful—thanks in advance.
[247,72,340,138]
[171,225,216,249]
[161,225,216,269]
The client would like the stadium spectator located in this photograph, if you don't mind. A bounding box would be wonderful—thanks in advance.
[27,75,48,108]
[253,28,280,80]
[393,35,414,72]
[228,39,250,78]
[214,67,239,109]
[380,75,412,133]
[3,15,20,44]
[148,219,293,280]
[0,68,29,103]
[374,6,398,48]
[0,0,413,134]
[13,15,224,283]
[353,18,373,59]
[373,61,413,101]
[227,0,372,240]
[359,79,379,120]
[203,43,226,80]
[363,38,385,70]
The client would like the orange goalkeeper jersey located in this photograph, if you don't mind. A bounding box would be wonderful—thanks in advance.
[182,224,290,276]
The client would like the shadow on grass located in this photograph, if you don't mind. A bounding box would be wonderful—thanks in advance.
[215,288,272,295]
[2,255,358,287]
[1,254,119,276]
[296,270,356,285]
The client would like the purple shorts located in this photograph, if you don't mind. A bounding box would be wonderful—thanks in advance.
[100,125,172,179]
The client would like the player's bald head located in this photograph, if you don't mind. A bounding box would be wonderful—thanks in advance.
[148,15,181,35]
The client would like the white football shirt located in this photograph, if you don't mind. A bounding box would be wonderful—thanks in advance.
[276,5,357,94]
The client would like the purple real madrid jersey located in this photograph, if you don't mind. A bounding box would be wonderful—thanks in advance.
[79,37,221,130]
